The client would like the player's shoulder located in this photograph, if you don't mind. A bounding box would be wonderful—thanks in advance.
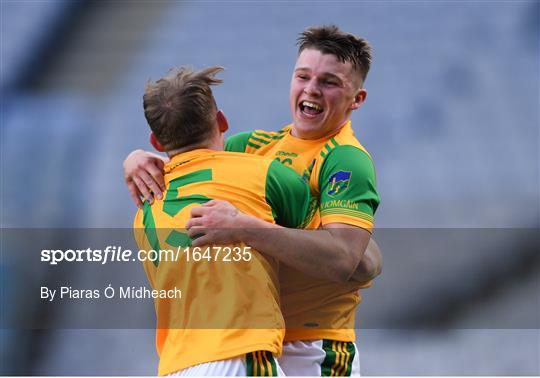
[218,151,302,186]
[316,140,376,184]
[226,126,291,152]
[251,125,291,140]
[328,122,373,160]
[244,126,290,149]
[217,150,279,174]
[319,138,373,164]
[219,149,273,163]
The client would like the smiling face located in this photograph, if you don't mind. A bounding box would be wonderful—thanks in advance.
[289,48,367,140]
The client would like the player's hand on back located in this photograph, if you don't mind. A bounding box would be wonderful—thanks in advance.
[123,149,168,207]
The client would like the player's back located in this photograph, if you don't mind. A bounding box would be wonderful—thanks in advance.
[134,149,296,375]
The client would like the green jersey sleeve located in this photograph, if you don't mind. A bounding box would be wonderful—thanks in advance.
[265,160,314,228]
[225,131,253,153]
[318,145,379,227]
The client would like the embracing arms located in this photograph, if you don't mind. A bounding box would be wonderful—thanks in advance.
[123,148,382,283]
[186,199,375,283]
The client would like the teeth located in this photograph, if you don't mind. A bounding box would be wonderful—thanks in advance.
[302,101,322,111]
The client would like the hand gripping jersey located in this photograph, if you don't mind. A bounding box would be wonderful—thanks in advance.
[226,121,380,343]
[133,149,312,375]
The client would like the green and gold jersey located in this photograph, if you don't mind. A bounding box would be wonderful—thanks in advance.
[133,149,311,375]
[226,121,380,342]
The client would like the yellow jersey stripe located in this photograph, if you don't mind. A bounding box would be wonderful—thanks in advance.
[252,132,272,142]
[323,143,331,156]
[252,131,286,142]
[337,342,349,376]
[331,340,340,376]
[320,137,340,160]
[329,341,335,376]
[246,140,262,149]
[343,342,352,376]
[254,351,260,376]
[334,342,342,376]
[330,341,338,376]
[259,351,267,376]
[254,352,260,375]
[250,135,271,145]
[320,148,328,159]
[330,137,340,148]
[321,208,374,222]
[339,341,347,376]
[252,133,286,143]
[262,351,269,376]
[252,131,274,140]
[322,214,374,231]
[247,137,264,147]
[262,351,267,376]
[336,341,343,377]
[263,351,273,376]
[254,129,288,140]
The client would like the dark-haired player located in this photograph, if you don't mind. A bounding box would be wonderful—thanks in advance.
[126,25,381,376]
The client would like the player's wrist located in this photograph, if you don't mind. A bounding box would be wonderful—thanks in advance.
[237,214,278,246]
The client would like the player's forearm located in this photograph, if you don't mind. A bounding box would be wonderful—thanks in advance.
[238,217,364,282]
[350,238,382,283]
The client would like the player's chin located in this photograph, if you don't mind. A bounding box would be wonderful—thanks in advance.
[293,124,322,140]
[295,116,324,134]
[295,108,319,123]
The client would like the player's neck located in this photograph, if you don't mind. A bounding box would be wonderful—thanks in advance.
[166,135,223,158]
[292,119,349,140]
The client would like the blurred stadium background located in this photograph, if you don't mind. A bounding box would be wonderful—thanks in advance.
[1,0,538,375]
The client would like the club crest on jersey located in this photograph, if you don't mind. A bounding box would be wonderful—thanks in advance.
[327,171,352,197]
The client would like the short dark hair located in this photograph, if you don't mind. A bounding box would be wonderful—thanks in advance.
[297,25,372,82]
[143,66,223,151]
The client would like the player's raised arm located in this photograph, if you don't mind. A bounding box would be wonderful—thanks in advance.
[123,149,168,206]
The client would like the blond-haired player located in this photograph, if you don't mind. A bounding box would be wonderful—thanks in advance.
[134,66,314,376]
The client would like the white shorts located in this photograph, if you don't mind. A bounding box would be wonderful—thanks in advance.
[169,351,285,376]
[279,340,360,376]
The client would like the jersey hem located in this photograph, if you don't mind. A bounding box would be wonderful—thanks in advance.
[283,329,356,343]
[158,342,282,376]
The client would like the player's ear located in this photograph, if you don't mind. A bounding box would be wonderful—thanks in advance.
[351,88,367,111]
[216,110,229,133]
[149,132,166,152]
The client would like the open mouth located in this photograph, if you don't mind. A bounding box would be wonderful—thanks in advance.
[299,100,323,116]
